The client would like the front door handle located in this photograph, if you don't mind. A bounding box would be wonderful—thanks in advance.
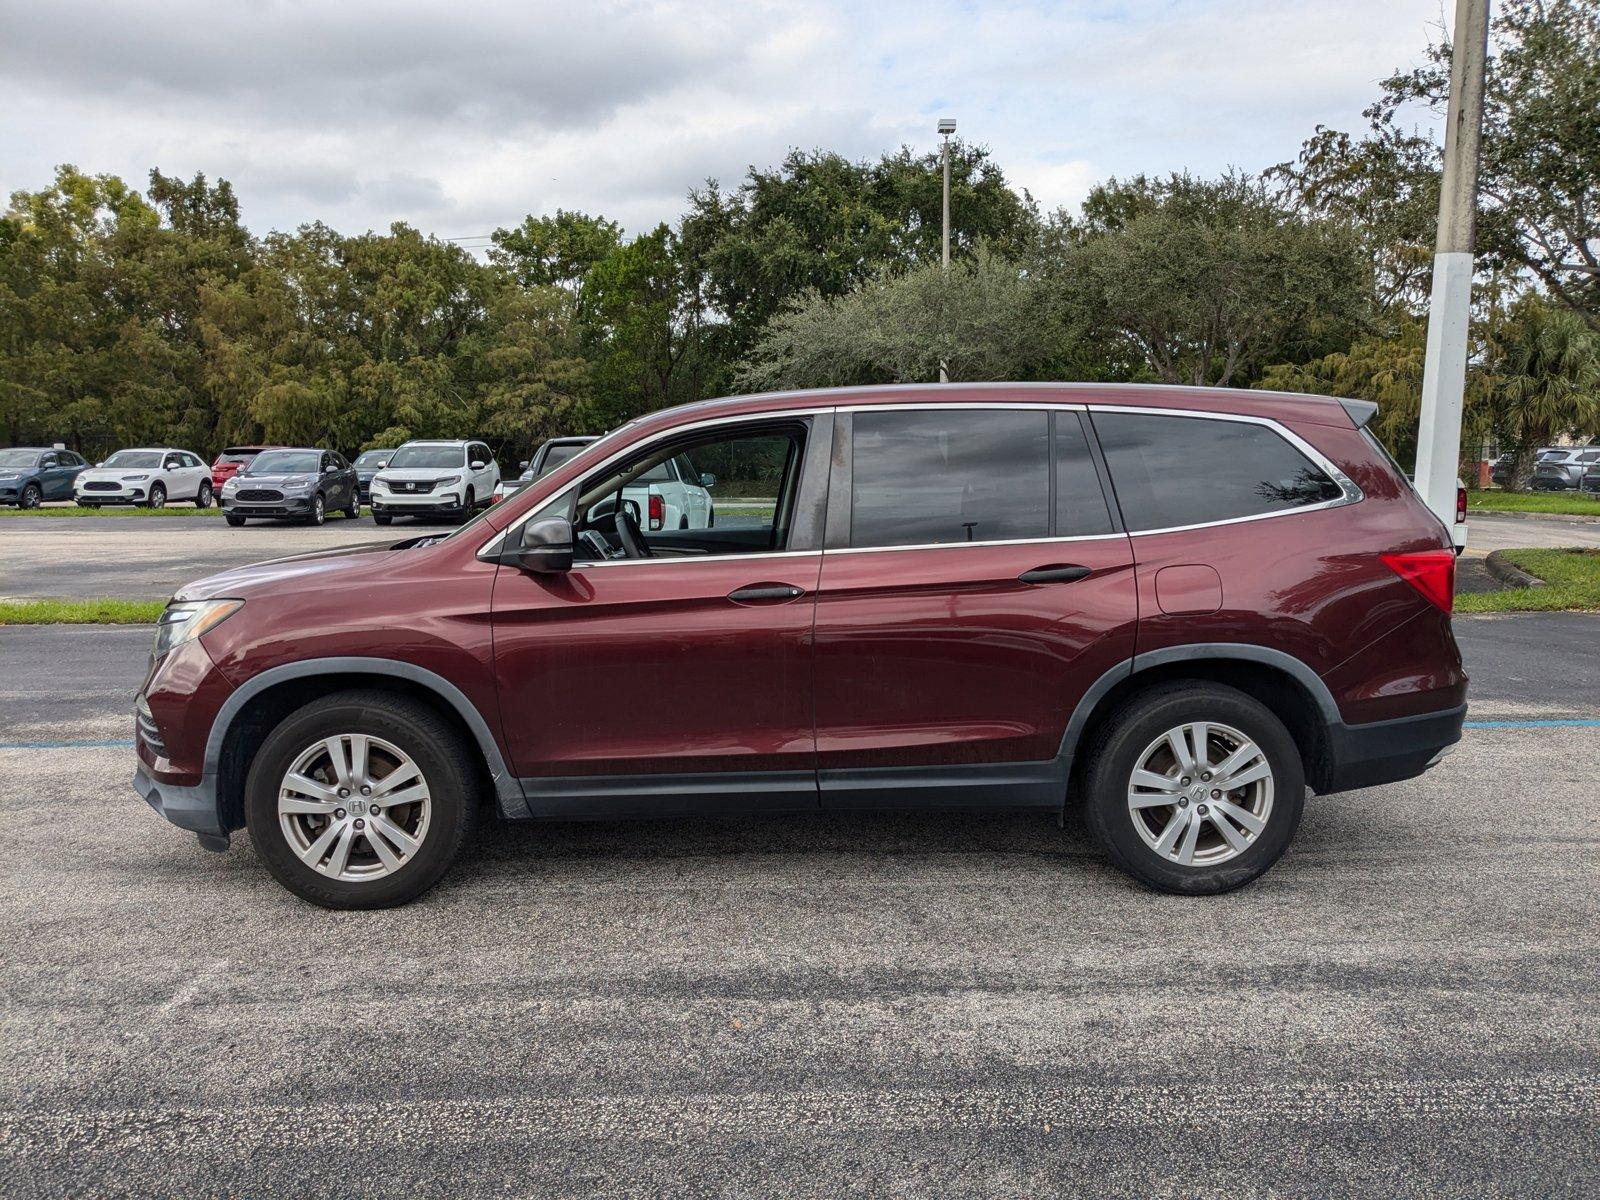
[1018,564,1093,585]
[728,583,806,604]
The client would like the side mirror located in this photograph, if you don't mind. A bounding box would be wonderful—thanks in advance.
[377,460,389,469]
[165,460,181,470]
[506,516,573,573]
[470,460,487,470]
[323,464,337,474]
[96,461,105,467]
[700,472,718,488]
[518,460,529,472]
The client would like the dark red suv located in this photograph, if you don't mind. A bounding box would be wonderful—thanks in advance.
[135,384,1466,908]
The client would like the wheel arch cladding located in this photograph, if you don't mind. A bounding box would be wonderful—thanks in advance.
[209,658,526,831]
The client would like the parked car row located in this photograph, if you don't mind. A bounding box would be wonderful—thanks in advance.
[1,439,517,524]
[1490,446,1600,490]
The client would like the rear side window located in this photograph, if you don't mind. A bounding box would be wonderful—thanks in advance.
[1093,412,1344,532]
[1054,413,1115,537]
[850,409,1049,547]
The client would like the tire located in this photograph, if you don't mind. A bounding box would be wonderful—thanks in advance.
[679,515,689,530]
[1080,682,1304,895]
[225,513,246,527]
[143,482,166,509]
[306,493,326,525]
[373,513,392,526]
[343,491,360,519]
[460,487,474,521]
[80,502,100,510]
[195,481,214,509]
[708,506,715,528]
[245,689,479,909]
[20,483,42,509]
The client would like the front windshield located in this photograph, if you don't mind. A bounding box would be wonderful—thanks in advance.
[355,450,392,467]
[245,450,320,475]
[0,450,41,469]
[104,451,164,469]
[387,445,464,470]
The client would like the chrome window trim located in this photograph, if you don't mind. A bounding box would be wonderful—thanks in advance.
[478,399,1362,561]
[476,406,829,560]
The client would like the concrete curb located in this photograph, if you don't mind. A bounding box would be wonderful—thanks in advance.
[1470,506,1600,524]
[1484,550,1547,590]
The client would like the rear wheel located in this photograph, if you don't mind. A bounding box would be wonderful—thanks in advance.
[1081,682,1304,895]
[245,690,478,909]
[344,491,360,519]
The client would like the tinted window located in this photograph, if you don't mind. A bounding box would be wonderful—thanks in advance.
[354,450,391,467]
[1094,412,1344,532]
[535,443,586,477]
[850,409,1048,548]
[1054,413,1114,536]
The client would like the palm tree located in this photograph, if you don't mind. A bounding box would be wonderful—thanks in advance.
[1484,297,1600,491]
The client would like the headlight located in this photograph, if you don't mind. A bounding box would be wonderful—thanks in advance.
[123,474,149,481]
[372,478,389,491]
[436,474,462,486]
[279,476,311,490]
[222,478,239,491]
[152,599,243,661]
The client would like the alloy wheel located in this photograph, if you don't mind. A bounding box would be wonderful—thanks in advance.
[277,733,432,882]
[1126,720,1274,867]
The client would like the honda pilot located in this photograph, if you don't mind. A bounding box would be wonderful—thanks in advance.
[134,384,1467,908]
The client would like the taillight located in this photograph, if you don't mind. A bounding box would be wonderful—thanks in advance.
[1381,550,1455,613]
[1456,486,1467,523]
[648,492,664,531]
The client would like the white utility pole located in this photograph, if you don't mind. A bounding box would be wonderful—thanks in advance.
[1414,0,1490,525]
[938,117,956,383]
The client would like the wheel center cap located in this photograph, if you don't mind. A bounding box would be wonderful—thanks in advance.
[1189,785,1208,803]
[348,798,367,817]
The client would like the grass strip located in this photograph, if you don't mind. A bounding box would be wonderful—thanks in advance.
[0,599,166,624]
[1456,548,1600,614]
[1467,491,1600,516]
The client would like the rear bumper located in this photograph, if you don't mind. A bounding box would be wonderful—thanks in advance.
[1319,703,1467,794]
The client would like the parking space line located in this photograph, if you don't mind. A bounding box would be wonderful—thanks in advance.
[1462,719,1600,729]
[0,739,136,750]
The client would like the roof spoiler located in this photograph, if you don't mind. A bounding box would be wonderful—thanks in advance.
[1339,398,1378,429]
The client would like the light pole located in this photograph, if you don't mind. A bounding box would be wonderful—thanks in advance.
[1414,0,1490,527]
[938,117,956,383]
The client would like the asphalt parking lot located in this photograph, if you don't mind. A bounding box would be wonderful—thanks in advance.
[2,612,1597,1197]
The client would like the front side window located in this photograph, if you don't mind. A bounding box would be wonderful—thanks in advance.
[849,409,1049,548]
[569,425,805,562]
[1093,412,1345,532]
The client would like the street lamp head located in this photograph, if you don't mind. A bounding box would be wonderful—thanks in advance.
[937,118,957,136]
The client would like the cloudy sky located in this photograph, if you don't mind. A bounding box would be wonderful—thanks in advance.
[1,0,1448,242]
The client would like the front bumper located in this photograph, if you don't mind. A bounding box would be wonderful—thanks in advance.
[371,493,466,515]
[1319,703,1467,793]
[134,762,226,839]
[220,494,315,518]
[76,485,147,503]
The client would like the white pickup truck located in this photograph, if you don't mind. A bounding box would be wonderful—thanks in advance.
[621,450,716,531]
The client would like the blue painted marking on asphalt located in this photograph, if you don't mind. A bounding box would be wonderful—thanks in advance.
[1463,719,1600,729]
[0,739,136,750]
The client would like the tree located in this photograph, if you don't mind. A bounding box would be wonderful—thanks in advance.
[1052,173,1371,387]
[682,143,1038,373]
[1277,0,1599,329]
[489,210,621,296]
[737,248,1065,391]
[1480,294,1600,487]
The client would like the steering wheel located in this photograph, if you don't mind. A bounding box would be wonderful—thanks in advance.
[613,505,652,559]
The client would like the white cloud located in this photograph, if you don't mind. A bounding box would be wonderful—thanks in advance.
[0,0,1447,239]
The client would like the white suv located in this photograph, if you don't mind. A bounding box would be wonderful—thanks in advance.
[75,447,213,508]
[370,439,499,524]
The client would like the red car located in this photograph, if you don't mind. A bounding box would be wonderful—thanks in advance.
[135,384,1466,908]
[209,445,282,492]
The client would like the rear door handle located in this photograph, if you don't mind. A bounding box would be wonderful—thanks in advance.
[727,583,806,604]
[1018,564,1093,585]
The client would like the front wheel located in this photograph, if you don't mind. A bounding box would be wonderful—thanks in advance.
[244,690,479,908]
[225,513,246,527]
[20,483,42,509]
[373,513,392,526]
[195,481,214,509]
[143,483,166,509]
[306,493,326,525]
[1081,682,1304,895]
